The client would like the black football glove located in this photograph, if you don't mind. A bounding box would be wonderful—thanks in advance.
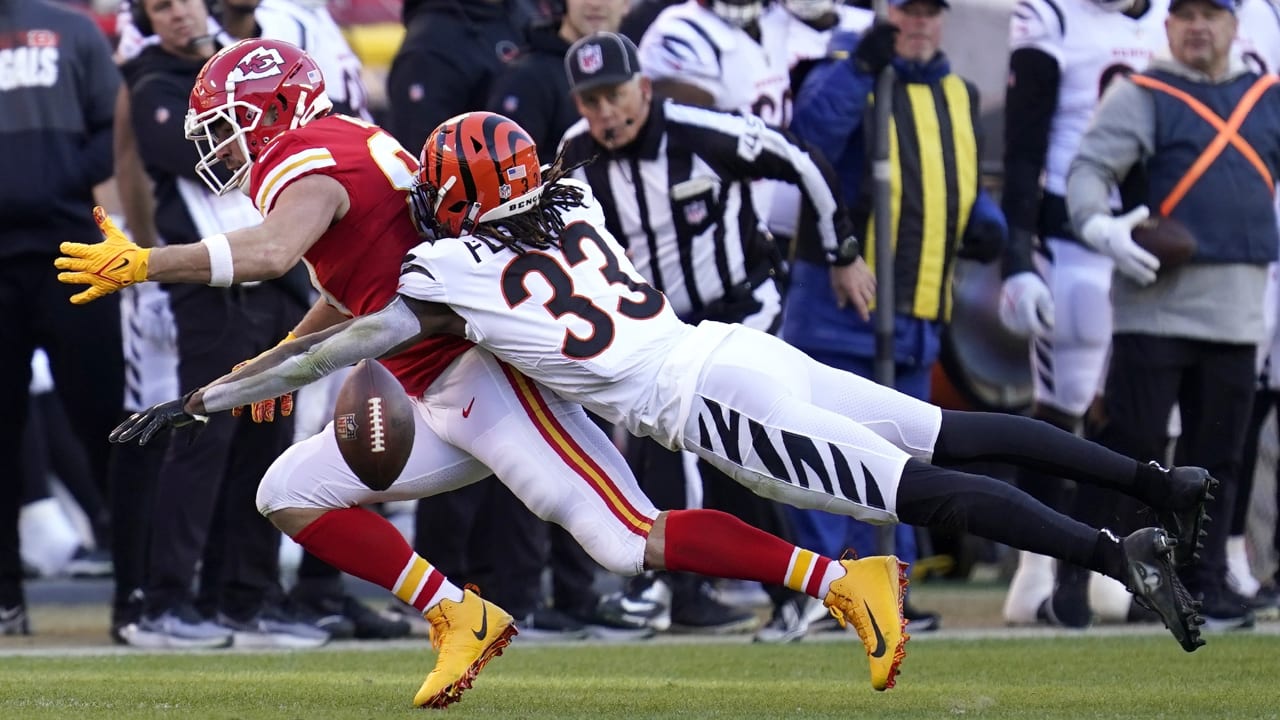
[852,23,899,77]
[110,392,208,446]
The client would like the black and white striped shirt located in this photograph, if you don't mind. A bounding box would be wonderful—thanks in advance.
[558,99,846,320]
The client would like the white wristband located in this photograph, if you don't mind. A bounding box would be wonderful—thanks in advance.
[203,234,234,287]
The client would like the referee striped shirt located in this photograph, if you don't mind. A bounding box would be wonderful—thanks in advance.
[559,99,846,320]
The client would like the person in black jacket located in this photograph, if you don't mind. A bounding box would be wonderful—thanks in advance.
[118,0,323,649]
[0,0,123,635]
[387,0,530,154]
[488,0,629,163]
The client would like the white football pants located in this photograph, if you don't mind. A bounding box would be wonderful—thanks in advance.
[670,323,943,524]
[257,347,657,576]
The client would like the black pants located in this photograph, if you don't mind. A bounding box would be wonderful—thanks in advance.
[0,254,123,608]
[1090,333,1256,592]
[144,283,304,619]
[1237,388,1280,575]
[387,8,523,154]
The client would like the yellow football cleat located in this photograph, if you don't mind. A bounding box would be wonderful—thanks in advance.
[413,589,518,709]
[823,555,909,691]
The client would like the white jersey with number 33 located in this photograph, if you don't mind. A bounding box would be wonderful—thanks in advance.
[398,180,732,439]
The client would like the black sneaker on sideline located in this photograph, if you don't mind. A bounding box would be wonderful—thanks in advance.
[597,573,671,632]
[516,607,590,641]
[286,592,356,640]
[0,604,29,636]
[904,602,941,633]
[384,598,432,637]
[65,546,114,579]
[670,580,757,634]
[1197,587,1257,631]
[570,602,657,641]
[1121,528,1204,652]
[218,604,331,649]
[754,595,817,643]
[1038,575,1092,629]
[342,595,412,640]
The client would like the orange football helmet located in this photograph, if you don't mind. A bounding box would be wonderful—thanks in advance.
[413,111,543,238]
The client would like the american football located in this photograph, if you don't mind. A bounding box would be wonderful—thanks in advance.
[1132,215,1197,268]
[333,359,415,491]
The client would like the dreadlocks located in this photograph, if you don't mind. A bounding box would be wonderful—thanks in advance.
[468,151,593,254]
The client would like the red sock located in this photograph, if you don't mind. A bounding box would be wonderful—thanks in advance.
[662,509,835,597]
[294,507,460,611]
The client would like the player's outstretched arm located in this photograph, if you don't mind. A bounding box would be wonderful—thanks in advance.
[109,296,459,446]
[56,175,347,303]
[191,296,457,415]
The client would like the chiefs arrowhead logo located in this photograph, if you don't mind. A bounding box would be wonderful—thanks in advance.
[229,47,286,84]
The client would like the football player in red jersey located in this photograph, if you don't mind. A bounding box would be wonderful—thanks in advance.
[56,39,914,701]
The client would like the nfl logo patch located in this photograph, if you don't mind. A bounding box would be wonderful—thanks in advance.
[577,44,604,74]
[684,200,708,225]
[499,184,512,200]
[335,413,359,441]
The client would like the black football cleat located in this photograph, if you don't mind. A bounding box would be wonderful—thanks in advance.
[1122,527,1205,652]
[1156,464,1218,567]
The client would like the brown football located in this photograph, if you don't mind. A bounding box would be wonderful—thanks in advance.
[1131,215,1197,269]
[333,359,415,492]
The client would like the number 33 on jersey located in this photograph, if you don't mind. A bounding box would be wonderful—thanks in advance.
[398,181,676,381]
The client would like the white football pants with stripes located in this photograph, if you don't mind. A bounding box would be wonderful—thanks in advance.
[669,322,944,523]
[257,347,658,576]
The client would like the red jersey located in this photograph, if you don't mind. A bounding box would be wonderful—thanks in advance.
[247,114,471,396]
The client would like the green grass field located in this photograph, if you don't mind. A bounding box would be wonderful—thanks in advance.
[0,633,1277,719]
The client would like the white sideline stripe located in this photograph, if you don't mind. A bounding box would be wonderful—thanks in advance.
[1,622,1276,657]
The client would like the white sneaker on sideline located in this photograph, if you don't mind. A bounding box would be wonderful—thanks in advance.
[1002,551,1054,624]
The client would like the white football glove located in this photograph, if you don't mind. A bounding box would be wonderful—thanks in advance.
[999,271,1055,338]
[1080,205,1160,286]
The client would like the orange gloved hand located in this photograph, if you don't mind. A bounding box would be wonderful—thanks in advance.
[231,332,297,422]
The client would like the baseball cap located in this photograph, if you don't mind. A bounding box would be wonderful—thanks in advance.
[889,0,951,8]
[1169,0,1236,10]
[565,32,642,94]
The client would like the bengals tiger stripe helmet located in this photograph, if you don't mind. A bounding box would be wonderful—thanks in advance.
[413,111,543,238]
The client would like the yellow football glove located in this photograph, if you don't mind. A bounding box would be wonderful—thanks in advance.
[55,207,151,305]
[231,332,297,423]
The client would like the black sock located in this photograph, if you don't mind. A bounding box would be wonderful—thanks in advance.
[1089,529,1127,582]
[1131,461,1170,508]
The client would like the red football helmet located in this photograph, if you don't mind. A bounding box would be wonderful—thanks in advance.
[412,112,543,238]
[185,39,332,195]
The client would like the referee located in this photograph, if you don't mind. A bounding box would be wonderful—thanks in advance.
[558,31,871,640]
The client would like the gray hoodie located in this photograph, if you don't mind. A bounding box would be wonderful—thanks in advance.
[1066,54,1270,345]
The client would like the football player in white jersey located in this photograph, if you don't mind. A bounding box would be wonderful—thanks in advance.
[1235,0,1280,72]
[761,0,874,76]
[638,0,791,124]
[115,110,1217,657]
[998,0,1170,628]
[758,0,874,244]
